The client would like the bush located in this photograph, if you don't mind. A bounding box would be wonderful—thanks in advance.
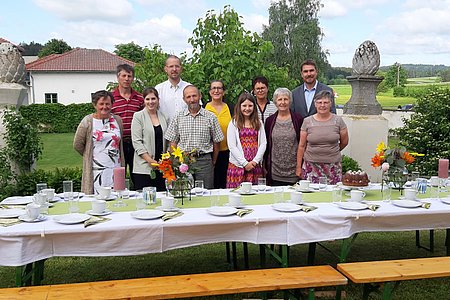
[393,86,405,97]
[394,88,450,175]
[342,155,361,173]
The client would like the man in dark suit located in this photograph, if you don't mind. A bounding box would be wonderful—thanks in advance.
[291,59,336,118]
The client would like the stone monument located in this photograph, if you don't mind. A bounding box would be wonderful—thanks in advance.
[341,40,389,182]
[0,42,28,149]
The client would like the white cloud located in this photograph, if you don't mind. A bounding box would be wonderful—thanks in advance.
[241,14,268,33]
[320,1,347,18]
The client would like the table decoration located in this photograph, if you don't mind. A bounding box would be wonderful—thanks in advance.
[152,146,196,204]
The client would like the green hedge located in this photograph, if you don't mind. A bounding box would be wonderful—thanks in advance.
[20,103,94,133]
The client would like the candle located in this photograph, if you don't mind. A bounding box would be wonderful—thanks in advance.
[113,167,126,191]
[438,159,449,178]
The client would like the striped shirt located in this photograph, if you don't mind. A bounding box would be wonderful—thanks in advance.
[111,88,144,140]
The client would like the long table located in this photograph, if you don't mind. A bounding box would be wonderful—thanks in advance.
[1,185,450,268]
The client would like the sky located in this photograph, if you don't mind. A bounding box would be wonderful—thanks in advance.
[2,0,450,67]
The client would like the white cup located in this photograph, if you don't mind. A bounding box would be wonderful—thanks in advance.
[161,196,178,210]
[97,186,112,199]
[91,200,107,213]
[228,193,242,207]
[33,193,47,205]
[297,180,310,191]
[290,191,303,204]
[240,182,252,193]
[404,188,417,200]
[41,188,55,201]
[350,190,365,202]
[26,203,41,220]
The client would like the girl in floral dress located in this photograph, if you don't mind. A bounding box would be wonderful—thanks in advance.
[226,92,267,188]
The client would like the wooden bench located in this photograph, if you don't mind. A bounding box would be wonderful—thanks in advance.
[337,256,450,299]
[0,265,347,300]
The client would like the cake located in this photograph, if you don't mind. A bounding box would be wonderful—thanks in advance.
[342,170,369,186]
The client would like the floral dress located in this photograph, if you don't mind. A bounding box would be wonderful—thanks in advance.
[92,116,121,193]
[226,127,263,188]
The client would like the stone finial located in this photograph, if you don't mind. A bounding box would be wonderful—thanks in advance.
[0,42,26,84]
[352,40,380,76]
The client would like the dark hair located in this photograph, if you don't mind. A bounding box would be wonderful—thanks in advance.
[300,59,317,72]
[233,92,260,131]
[209,79,226,91]
[165,55,181,66]
[142,87,159,99]
[92,90,114,105]
[252,76,269,89]
[116,64,134,76]
[313,90,332,102]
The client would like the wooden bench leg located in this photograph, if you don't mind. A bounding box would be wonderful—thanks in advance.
[307,242,316,265]
[415,229,435,252]
[15,259,45,287]
[446,228,450,256]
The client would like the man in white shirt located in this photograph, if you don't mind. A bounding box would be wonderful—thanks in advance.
[155,55,191,121]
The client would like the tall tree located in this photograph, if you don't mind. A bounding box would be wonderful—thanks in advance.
[383,63,408,88]
[133,45,168,91]
[19,41,43,56]
[114,42,144,63]
[186,5,297,103]
[262,0,328,81]
[38,39,72,58]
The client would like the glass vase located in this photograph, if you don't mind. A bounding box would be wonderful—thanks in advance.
[165,177,192,205]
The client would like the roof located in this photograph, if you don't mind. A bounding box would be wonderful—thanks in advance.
[0,37,25,52]
[26,48,135,72]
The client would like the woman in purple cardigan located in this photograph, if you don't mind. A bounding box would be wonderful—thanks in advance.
[264,88,303,186]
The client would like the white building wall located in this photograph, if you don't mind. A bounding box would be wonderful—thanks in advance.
[28,72,117,105]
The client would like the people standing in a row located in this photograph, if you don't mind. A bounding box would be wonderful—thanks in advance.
[296,90,348,185]
[111,64,144,186]
[264,88,303,186]
[131,87,168,191]
[156,55,191,121]
[205,80,234,189]
[291,59,336,118]
[252,76,277,124]
[165,85,224,189]
[74,90,124,194]
[226,92,267,188]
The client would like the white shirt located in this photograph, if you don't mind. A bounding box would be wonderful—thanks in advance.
[303,81,318,112]
[155,79,191,121]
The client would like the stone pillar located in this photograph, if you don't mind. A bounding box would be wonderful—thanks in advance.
[344,76,383,115]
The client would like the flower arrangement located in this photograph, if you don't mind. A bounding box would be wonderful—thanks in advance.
[151,146,196,183]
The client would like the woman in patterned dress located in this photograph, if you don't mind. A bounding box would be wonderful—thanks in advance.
[226,92,267,188]
[74,90,124,194]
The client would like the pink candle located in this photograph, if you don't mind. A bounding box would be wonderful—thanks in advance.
[438,159,449,178]
[113,167,126,191]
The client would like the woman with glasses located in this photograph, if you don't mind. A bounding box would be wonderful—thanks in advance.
[252,76,277,124]
[205,80,234,188]
[296,90,349,184]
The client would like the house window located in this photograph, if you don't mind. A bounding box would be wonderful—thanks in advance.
[45,93,58,104]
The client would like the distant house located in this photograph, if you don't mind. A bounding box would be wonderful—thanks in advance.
[25,48,134,105]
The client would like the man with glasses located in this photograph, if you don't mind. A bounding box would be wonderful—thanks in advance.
[291,59,336,118]
[252,76,277,124]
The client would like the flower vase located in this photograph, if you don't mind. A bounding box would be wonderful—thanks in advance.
[165,177,192,205]
[383,168,408,194]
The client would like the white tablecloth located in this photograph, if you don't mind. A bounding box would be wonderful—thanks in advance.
[1,193,450,267]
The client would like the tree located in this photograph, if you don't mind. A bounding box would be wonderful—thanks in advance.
[19,41,43,56]
[440,69,450,82]
[114,42,145,63]
[262,0,328,81]
[185,5,297,103]
[38,39,72,58]
[383,63,408,88]
[133,45,169,91]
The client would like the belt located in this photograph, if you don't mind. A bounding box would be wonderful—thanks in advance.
[193,151,212,158]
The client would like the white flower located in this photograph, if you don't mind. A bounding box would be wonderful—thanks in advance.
[381,162,390,172]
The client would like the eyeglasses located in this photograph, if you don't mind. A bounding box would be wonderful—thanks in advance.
[210,87,224,91]
[254,87,267,92]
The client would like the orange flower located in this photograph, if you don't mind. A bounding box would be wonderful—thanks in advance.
[403,152,415,164]
[371,153,384,167]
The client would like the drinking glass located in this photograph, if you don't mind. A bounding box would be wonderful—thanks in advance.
[332,186,342,202]
[36,183,47,193]
[382,184,392,202]
[114,179,129,207]
[63,180,73,201]
[195,180,204,197]
[257,178,267,192]
[135,194,146,210]
[318,176,328,191]
[143,186,157,204]
[209,190,220,207]
[273,187,284,203]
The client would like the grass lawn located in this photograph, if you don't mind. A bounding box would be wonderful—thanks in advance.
[36,133,82,171]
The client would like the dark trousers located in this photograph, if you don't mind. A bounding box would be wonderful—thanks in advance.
[133,172,166,192]
[214,150,229,189]
[123,141,135,185]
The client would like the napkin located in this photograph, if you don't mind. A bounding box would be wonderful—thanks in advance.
[84,216,111,228]
[0,218,22,227]
[298,205,318,213]
[236,208,253,217]
[162,211,184,221]
[421,202,431,209]
[367,204,380,211]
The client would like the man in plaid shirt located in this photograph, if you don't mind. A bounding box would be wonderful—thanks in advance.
[111,64,144,185]
[165,85,224,189]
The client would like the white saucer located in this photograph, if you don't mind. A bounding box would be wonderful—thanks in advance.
[18,214,47,222]
[0,208,25,218]
[95,195,117,201]
[155,206,181,212]
[271,203,302,212]
[225,203,247,209]
[86,209,112,216]
[53,213,90,224]
[335,202,368,210]
[49,196,63,203]
[131,210,164,220]
[391,199,423,208]
[207,206,238,216]
[252,186,273,193]
[294,187,314,193]
[1,196,33,205]
[237,189,257,195]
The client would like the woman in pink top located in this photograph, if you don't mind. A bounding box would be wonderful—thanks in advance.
[295,90,349,184]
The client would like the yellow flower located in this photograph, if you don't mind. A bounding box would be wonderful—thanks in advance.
[410,152,425,156]
[376,141,387,153]
[161,151,171,160]
[171,146,184,163]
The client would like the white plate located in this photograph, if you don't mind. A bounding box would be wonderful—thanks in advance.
[340,184,368,190]
[18,214,47,222]
[57,192,85,198]
[440,198,450,205]
[190,188,208,195]
[391,200,423,208]
[155,206,181,212]
[271,203,302,212]
[294,187,314,193]
[207,206,238,216]
[1,196,33,205]
[237,189,257,195]
[335,202,368,210]
[53,213,91,224]
[131,210,165,220]
[225,203,247,209]
[49,196,63,203]
[86,209,112,216]
[252,186,273,193]
[95,195,117,201]
[0,208,26,218]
